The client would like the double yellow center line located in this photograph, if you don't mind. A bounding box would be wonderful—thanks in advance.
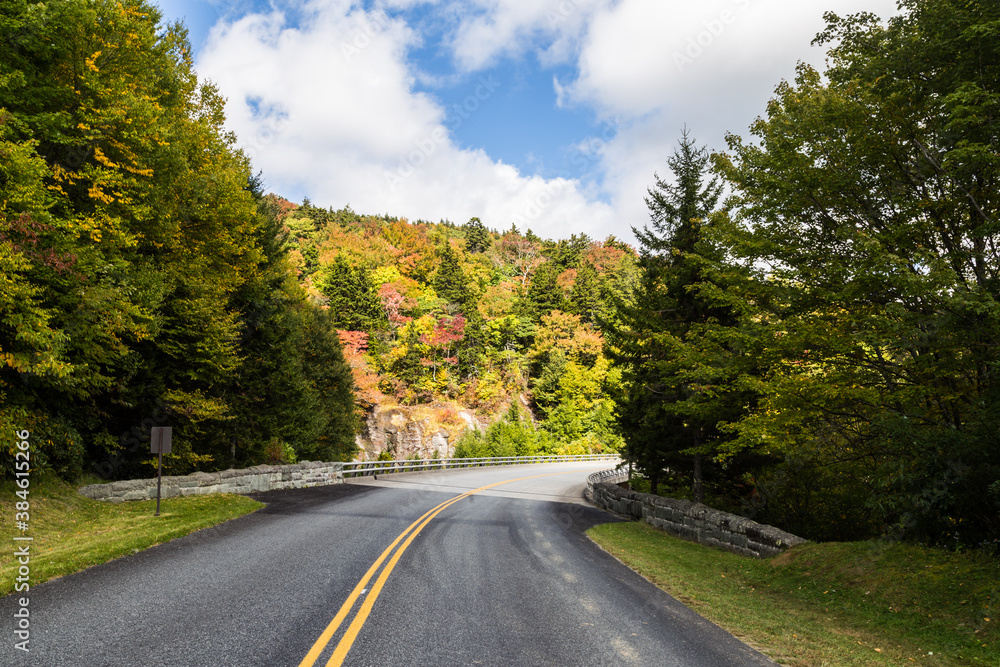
[298,469,588,667]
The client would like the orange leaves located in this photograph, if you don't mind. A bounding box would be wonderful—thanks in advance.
[532,310,604,366]
[556,267,577,295]
[583,239,633,273]
[337,330,369,357]
[338,330,384,411]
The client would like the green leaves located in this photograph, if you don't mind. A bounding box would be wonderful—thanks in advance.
[0,0,358,479]
[711,0,1000,545]
[608,131,754,499]
[317,255,385,331]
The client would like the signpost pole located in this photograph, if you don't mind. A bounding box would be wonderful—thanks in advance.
[150,427,171,517]
[155,431,163,517]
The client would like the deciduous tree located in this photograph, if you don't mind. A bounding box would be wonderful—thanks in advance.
[714,0,1000,544]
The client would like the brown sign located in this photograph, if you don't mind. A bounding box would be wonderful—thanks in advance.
[150,427,172,454]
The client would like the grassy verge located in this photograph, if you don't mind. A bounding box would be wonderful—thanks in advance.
[588,521,998,666]
[1,473,263,596]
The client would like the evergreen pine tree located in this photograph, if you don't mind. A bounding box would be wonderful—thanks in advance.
[457,307,488,379]
[319,255,385,331]
[569,263,601,324]
[525,260,564,320]
[464,217,491,253]
[433,243,469,307]
[607,129,737,499]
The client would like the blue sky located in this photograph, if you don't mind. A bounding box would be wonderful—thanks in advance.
[153,0,899,242]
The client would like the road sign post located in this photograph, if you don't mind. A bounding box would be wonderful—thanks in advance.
[150,427,172,516]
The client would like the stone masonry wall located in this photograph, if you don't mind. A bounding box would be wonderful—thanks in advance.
[78,461,345,503]
[588,473,806,558]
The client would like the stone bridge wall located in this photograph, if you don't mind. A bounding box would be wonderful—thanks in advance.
[78,461,345,502]
[587,471,806,558]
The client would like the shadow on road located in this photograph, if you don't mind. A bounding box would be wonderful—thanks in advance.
[247,482,377,514]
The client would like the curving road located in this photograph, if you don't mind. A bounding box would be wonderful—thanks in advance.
[2,462,775,666]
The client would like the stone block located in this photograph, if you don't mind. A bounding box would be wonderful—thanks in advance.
[111,479,145,493]
[78,484,110,500]
[702,536,724,551]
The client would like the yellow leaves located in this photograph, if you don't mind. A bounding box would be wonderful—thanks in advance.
[85,51,102,72]
[122,163,153,177]
[88,185,115,205]
[93,146,119,169]
[50,162,76,185]
[0,352,23,371]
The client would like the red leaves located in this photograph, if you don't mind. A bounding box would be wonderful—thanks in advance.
[1,213,78,275]
[378,283,415,327]
[419,315,466,348]
[337,330,369,356]
[583,239,633,273]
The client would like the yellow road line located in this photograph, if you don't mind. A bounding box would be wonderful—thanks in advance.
[325,493,470,666]
[297,491,475,667]
[299,468,595,667]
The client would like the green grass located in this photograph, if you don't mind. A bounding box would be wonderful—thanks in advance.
[1,473,263,596]
[588,521,999,666]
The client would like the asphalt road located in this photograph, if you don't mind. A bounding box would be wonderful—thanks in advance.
[2,462,775,666]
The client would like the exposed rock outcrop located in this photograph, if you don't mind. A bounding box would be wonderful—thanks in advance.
[355,402,487,461]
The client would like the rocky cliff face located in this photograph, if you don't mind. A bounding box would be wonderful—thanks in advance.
[355,402,486,461]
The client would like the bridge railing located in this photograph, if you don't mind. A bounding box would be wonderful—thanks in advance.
[342,454,619,478]
[586,466,629,487]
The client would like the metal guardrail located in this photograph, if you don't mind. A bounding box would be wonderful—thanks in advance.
[342,454,620,478]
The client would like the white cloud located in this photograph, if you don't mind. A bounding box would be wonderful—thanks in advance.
[422,0,610,71]
[565,0,900,117]
[554,0,902,243]
[197,0,617,239]
[192,0,905,247]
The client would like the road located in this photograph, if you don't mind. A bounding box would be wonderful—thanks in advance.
[2,462,775,666]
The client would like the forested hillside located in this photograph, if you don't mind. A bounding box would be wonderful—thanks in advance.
[272,200,638,457]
